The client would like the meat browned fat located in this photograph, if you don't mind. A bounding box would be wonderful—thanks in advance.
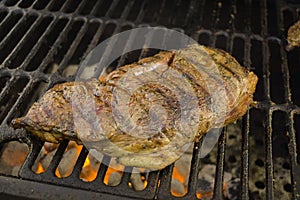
[287,19,300,50]
[12,44,258,170]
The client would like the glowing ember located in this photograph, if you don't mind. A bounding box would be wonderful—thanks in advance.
[171,166,188,197]
[196,191,213,199]
[80,155,99,182]
[35,162,45,174]
[103,165,123,185]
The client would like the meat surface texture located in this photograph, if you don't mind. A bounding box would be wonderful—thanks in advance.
[12,44,258,170]
[287,20,300,50]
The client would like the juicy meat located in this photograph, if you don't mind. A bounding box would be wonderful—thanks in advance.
[287,20,300,50]
[12,44,258,170]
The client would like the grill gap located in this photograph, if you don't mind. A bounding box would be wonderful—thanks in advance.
[294,114,300,164]
[0,76,29,124]
[32,0,51,10]
[0,10,23,47]
[44,19,84,74]
[156,0,176,26]
[95,1,113,17]
[0,8,8,23]
[233,1,249,32]
[142,0,160,23]
[197,31,212,46]
[215,33,228,51]
[282,8,295,31]
[171,0,191,27]
[287,48,300,106]
[216,0,231,30]
[25,17,69,72]
[249,108,266,199]
[77,0,97,15]
[63,0,82,13]
[126,0,144,22]
[231,35,245,65]
[201,1,216,30]
[268,39,286,104]
[55,142,82,178]
[267,0,279,36]
[251,0,262,34]
[97,22,117,44]
[0,13,38,66]
[0,141,29,176]
[4,0,19,7]
[251,38,266,101]
[18,0,35,8]
[79,152,100,182]
[48,0,66,12]
[272,111,292,199]
[6,15,54,69]
[0,75,11,94]
[62,20,101,77]
[109,0,129,19]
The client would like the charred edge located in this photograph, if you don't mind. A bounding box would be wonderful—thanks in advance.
[167,53,175,66]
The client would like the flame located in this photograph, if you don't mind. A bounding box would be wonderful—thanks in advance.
[141,176,148,188]
[55,143,82,178]
[82,156,90,169]
[171,166,188,197]
[80,155,98,182]
[196,191,213,199]
[35,162,45,174]
[103,165,123,185]
[172,166,186,185]
[55,168,62,178]
[195,182,227,199]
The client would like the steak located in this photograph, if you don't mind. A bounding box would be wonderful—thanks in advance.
[12,44,258,170]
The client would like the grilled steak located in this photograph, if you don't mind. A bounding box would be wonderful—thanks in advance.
[12,44,258,170]
[287,19,300,50]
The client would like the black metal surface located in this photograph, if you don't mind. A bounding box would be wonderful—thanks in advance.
[0,0,299,199]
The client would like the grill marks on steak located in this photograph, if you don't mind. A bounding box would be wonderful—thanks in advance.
[12,44,258,170]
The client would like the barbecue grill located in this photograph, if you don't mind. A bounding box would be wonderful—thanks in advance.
[0,0,300,199]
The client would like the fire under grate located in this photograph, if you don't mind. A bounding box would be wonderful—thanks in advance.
[0,0,300,199]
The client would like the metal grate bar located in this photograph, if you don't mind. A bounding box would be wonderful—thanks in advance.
[36,18,73,73]
[240,111,250,200]
[157,165,174,198]
[185,140,203,198]
[45,140,69,174]
[212,130,226,200]
[0,9,25,50]
[89,0,104,16]
[55,18,88,75]
[69,146,89,178]
[104,0,121,18]
[290,111,300,199]
[3,15,53,69]
[265,110,275,200]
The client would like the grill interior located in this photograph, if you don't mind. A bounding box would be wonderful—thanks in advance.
[0,0,300,199]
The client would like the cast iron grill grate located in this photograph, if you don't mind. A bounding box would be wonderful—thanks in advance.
[0,0,300,199]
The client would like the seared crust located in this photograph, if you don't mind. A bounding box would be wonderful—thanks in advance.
[287,20,300,50]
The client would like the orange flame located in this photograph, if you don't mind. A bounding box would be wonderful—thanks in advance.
[171,166,188,197]
[103,165,123,185]
[195,182,227,199]
[35,162,45,174]
[80,155,98,182]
